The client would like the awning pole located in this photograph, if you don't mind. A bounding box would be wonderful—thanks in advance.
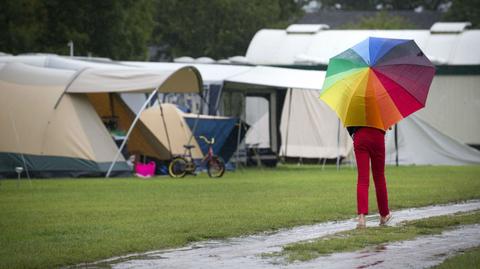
[283,88,294,161]
[235,120,243,170]
[105,89,159,178]
[213,84,224,115]
[159,103,173,159]
[185,92,205,156]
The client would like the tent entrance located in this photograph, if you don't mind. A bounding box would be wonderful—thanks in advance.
[220,84,287,167]
[85,92,171,175]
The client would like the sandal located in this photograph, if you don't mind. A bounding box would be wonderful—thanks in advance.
[380,214,393,226]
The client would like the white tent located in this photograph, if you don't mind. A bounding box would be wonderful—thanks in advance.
[414,75,480,146]
[386,115,480,165]
[280,88,352,159]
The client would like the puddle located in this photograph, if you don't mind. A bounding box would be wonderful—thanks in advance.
[70,200,480,269]
[291,224,480,269]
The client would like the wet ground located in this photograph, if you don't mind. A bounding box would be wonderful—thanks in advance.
[285,224,480,269]
[73,200,480,269]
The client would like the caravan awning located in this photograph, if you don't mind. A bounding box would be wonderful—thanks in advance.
[225,66,325,90]
[0,56,203,94]
[66,66,203,94]
[122,61,252,84]
[123,62,326,91]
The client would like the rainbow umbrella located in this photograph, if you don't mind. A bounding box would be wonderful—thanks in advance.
[320,37,436,131]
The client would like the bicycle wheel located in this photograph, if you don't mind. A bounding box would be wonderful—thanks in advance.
[168,157,188,178]
[207,156,225,178]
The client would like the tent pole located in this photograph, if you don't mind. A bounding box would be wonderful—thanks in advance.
[283,88,294,162]
[186,111,202,150]
[184,89,207,149]
[105,89,159,178]
[395,124,399,167]
[184,102,203,158]
[54,67,88,109]
[322,157,327,171]
[158,103,173,159]
[199,87,207,115]
[235,120,243,170]
[213,84,224,116]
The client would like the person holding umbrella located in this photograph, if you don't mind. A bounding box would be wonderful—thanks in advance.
[347,126,390,228]
[320,37,436,228]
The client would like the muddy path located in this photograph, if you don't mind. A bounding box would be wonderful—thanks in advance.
[74,200,480,269]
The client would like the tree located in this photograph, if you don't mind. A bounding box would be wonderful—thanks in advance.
[341,11,417,29]
[152,0,304,60]
[320,0,377,10]
[0,0,48,54]
[0,0,155,60]
[443,0,480,28]
[376,0,449,10]
[318,0,450,10]
[0,0,304,60]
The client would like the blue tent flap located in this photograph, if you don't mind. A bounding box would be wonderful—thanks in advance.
[184,116,244,162]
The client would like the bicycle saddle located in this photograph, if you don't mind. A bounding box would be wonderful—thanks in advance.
[183,144,195,149]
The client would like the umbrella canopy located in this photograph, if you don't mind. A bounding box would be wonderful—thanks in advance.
[320,37,435,131]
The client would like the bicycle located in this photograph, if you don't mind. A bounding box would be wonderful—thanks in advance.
[168,136,225,178]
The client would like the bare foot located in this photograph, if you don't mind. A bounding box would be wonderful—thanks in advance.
[357,214,366,229]
[380,214,393,226]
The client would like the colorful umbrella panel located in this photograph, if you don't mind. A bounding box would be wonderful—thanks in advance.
[320,37,436,131]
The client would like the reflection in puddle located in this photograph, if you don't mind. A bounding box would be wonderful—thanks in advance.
[68,254,169,269]
[300,224,480,269]
[70,200,480,269]
[356,260,384,269]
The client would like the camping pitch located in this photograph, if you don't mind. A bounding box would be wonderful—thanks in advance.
[0,62,202,178]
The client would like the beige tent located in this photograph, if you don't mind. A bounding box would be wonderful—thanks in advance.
[139,104,203,159]
[0,62,202,178]
[280,88,352,159]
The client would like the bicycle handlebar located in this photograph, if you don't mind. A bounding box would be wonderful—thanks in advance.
[199,135,215,145]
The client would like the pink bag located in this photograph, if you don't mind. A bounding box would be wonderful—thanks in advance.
[135,161,156,178]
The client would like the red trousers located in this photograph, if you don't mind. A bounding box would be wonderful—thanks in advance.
[353,127,390,217]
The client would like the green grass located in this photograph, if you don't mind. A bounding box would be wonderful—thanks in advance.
[278,210,480,262]
[0,165,479,268]
[433,246,480,269]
